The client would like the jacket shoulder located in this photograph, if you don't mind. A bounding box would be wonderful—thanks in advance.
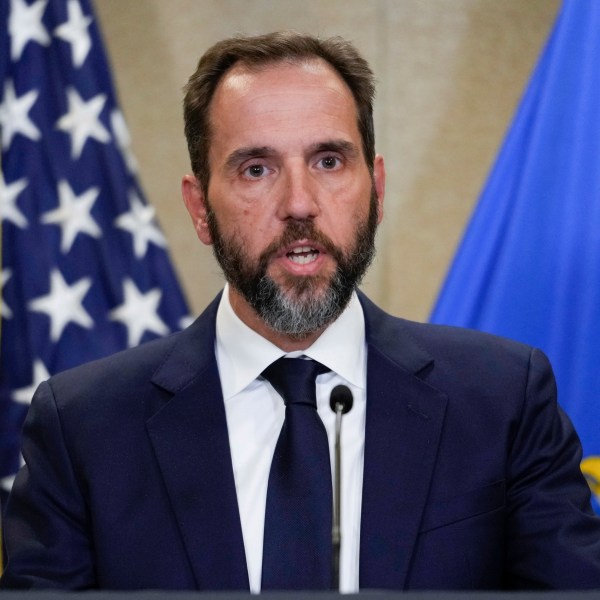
[360,291,540,374]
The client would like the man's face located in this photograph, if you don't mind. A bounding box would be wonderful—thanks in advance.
[183,59,385,342]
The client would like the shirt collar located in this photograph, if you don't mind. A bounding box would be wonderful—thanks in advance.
[215,284,366,399]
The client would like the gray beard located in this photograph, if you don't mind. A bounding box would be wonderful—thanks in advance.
[240,262,357,339]
[207,192,378,338]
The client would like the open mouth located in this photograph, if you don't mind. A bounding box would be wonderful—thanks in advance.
[286,246,320,265]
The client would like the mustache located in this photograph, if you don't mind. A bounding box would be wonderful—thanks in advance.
[256,220,345,270]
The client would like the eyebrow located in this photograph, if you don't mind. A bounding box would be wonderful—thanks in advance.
[224,139,360,171]
[224,146,276,171]
[308,139,360,159]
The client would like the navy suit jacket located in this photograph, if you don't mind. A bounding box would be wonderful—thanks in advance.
[2,292,600,590]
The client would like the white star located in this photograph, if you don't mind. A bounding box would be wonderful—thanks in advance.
[110,109,138,174]
[1,268,13,319]
[0,171,29,228]
[115,191,167,259]
[1,473,18,493]
[179,314,195,330]
[8,0,50,61]
[109,278,169,347]
[0,79,41,149]
[12,359,51,404]
[41,180,101,253]
[56,87,110,159]
[54,0,92,68]
[29,268,93,342]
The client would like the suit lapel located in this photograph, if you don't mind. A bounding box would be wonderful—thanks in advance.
[359,294,448,590]
[146,295,249,590]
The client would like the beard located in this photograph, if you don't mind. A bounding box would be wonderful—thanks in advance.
[207,190,379,339]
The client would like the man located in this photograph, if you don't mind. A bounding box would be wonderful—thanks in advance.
[2,31,600,591]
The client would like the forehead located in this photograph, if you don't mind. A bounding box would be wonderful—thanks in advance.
[208,58,361,151]
[215,56,356,104]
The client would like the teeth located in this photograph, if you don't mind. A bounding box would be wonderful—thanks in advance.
[289,253,316,264]
[287,246,319,265]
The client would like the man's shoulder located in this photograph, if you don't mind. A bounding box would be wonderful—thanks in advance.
[360,292,536,361]
[359,292,547,394]
[51,328,184,388]
[400,317,534,357]
[42,295,221,416]
[39,331,182,427]
[49,293,221,393]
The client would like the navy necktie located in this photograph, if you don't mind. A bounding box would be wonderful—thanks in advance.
[261,357,333,590]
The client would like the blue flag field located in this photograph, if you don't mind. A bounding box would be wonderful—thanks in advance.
[430,0,600,512]
[0,0,190,496]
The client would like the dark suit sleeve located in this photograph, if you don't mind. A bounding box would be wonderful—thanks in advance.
[0,381,96,589]
[505,348,600,588]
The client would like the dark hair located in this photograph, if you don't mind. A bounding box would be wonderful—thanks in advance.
[183,31,376,193]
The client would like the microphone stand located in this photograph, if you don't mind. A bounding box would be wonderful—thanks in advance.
[332,402,343,591]
[329,385,353,591]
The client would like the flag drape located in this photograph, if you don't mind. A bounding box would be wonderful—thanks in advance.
[0,0,190,497]
[430,0,600,512]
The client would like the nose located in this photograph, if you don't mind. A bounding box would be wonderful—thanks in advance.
[277,162,320,221]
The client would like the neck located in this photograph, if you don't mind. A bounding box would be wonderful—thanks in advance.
[228,287,325,352]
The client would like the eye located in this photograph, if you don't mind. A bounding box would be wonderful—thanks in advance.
[244,164,267,178]
[318,155,341,170]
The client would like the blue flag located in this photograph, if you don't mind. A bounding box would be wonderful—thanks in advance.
[0,0,191,495]
[430,0,600,512]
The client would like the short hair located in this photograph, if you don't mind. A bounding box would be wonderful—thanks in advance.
[183,31,376,194]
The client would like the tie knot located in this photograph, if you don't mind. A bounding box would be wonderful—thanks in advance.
[262,357,329,408]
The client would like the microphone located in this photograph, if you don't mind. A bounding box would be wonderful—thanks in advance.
[329,384,353,415]
[329,385,353,591]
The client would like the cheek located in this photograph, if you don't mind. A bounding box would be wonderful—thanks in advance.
[323,190,371,236]
[221,209,276,255]
[211,182,274,229]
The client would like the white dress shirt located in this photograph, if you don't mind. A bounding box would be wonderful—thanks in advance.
[215,284,367,593]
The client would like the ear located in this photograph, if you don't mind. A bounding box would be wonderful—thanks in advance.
[373,154,385,224]
[181,174,213,246]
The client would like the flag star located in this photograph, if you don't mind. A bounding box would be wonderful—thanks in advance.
[56,87,110,159]
[1,474,17,493]
[41,180,101,252]
[0,79,41,149]
[8,0,51,61]
[111,109,138,174]
[1,268,13,319]
[29,268,94,342]
[179,314,195,330]
[12,359,51,404]
[54,0,93,68]
[0,171,29,228]
[110,278,169,347]
[115,191,167,258]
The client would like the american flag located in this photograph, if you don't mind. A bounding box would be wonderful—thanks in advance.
[0,0,191,497]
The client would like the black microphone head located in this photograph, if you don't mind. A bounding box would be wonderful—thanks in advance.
[329,384,353,415]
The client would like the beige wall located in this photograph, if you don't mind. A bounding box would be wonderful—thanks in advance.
[94,0,560,321]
